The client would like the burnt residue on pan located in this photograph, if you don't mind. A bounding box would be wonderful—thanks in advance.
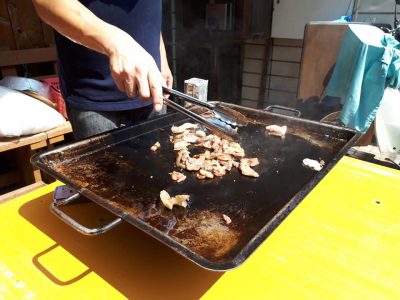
[33,104,358,268]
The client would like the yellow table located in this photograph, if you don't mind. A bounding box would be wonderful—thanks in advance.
[1,156,400,299]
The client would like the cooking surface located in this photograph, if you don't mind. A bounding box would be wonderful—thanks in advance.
[33,104,358,270]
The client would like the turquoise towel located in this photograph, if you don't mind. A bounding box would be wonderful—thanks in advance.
[325,24,400,133]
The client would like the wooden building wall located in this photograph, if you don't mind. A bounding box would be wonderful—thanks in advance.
[0,0,54,50]
[240,37,303,109]
[0,0,55,78]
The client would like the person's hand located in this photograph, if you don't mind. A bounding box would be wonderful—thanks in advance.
[161,54,173,91]
[107,30,164,112]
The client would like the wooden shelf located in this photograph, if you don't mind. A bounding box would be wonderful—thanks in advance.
[0,122,72,193]
[0,121,72,153]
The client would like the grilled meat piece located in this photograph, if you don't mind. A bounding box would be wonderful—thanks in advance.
[185,155,206,171]
[222,214,232,225]
[212,165,227,177]
[225,142,245,157]
[195,130,207,138]
[182,133,200,143]
[243,157,259,167]
[169,170,187,182]
[171,123,198,134]
[150,141,161,152]
[265,124,287,137]
[239,158,259,178]
[176,149,190,169]
[174,140,189,151]
[302,158,323,171]
[160,190,190,210]
[199,169,214,179]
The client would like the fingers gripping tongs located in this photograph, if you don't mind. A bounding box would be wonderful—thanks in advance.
[162,86,247,141]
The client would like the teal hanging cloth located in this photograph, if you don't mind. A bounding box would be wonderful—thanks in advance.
[325,24,400,133]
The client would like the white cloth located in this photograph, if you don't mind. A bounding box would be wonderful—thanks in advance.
[0,85,65,137]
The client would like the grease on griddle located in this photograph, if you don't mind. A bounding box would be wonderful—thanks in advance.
[174,211,239,259]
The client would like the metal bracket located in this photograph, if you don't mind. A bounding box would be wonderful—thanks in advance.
[264,105,301,117]
[50,186,122,235]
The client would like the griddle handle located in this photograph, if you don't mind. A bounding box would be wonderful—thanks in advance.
[50,193,123,236]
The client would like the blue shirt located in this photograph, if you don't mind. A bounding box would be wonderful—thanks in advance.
[325,24,400,133]
[55,0,162,111]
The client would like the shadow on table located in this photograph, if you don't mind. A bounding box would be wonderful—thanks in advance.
[19,192,223,299]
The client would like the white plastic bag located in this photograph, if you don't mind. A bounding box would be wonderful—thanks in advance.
[0,85,65,137]
[0,76,50,99]
[375,88,400,164]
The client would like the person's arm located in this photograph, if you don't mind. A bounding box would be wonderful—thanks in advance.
[160,33,173,90]
[32,0,164,112]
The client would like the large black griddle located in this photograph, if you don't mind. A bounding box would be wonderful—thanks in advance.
[31,103,359,271]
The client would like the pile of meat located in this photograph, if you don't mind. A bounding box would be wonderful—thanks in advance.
[169,122,259,182]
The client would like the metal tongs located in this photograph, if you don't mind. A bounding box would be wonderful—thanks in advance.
[162,86,247,141]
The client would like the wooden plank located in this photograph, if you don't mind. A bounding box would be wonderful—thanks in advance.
[6,0,46,49]
[270,61,300,77]
[0,122,71,153]
[297,22,348,102]
[45,121,72,139]
[0,0,16,50]
[48,135,64,145]
[0,47,57,67]
[241,86,259,101]
[0,132,46,152]
[268,76,299,93]
[30,140,47,150]
[243,59,263,73]
[272,46,302,62]
[242,73,262,88]
[0,181,45,203]
[33,168,42,182]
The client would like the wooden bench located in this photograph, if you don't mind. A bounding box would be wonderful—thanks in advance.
[0,47,73,197]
